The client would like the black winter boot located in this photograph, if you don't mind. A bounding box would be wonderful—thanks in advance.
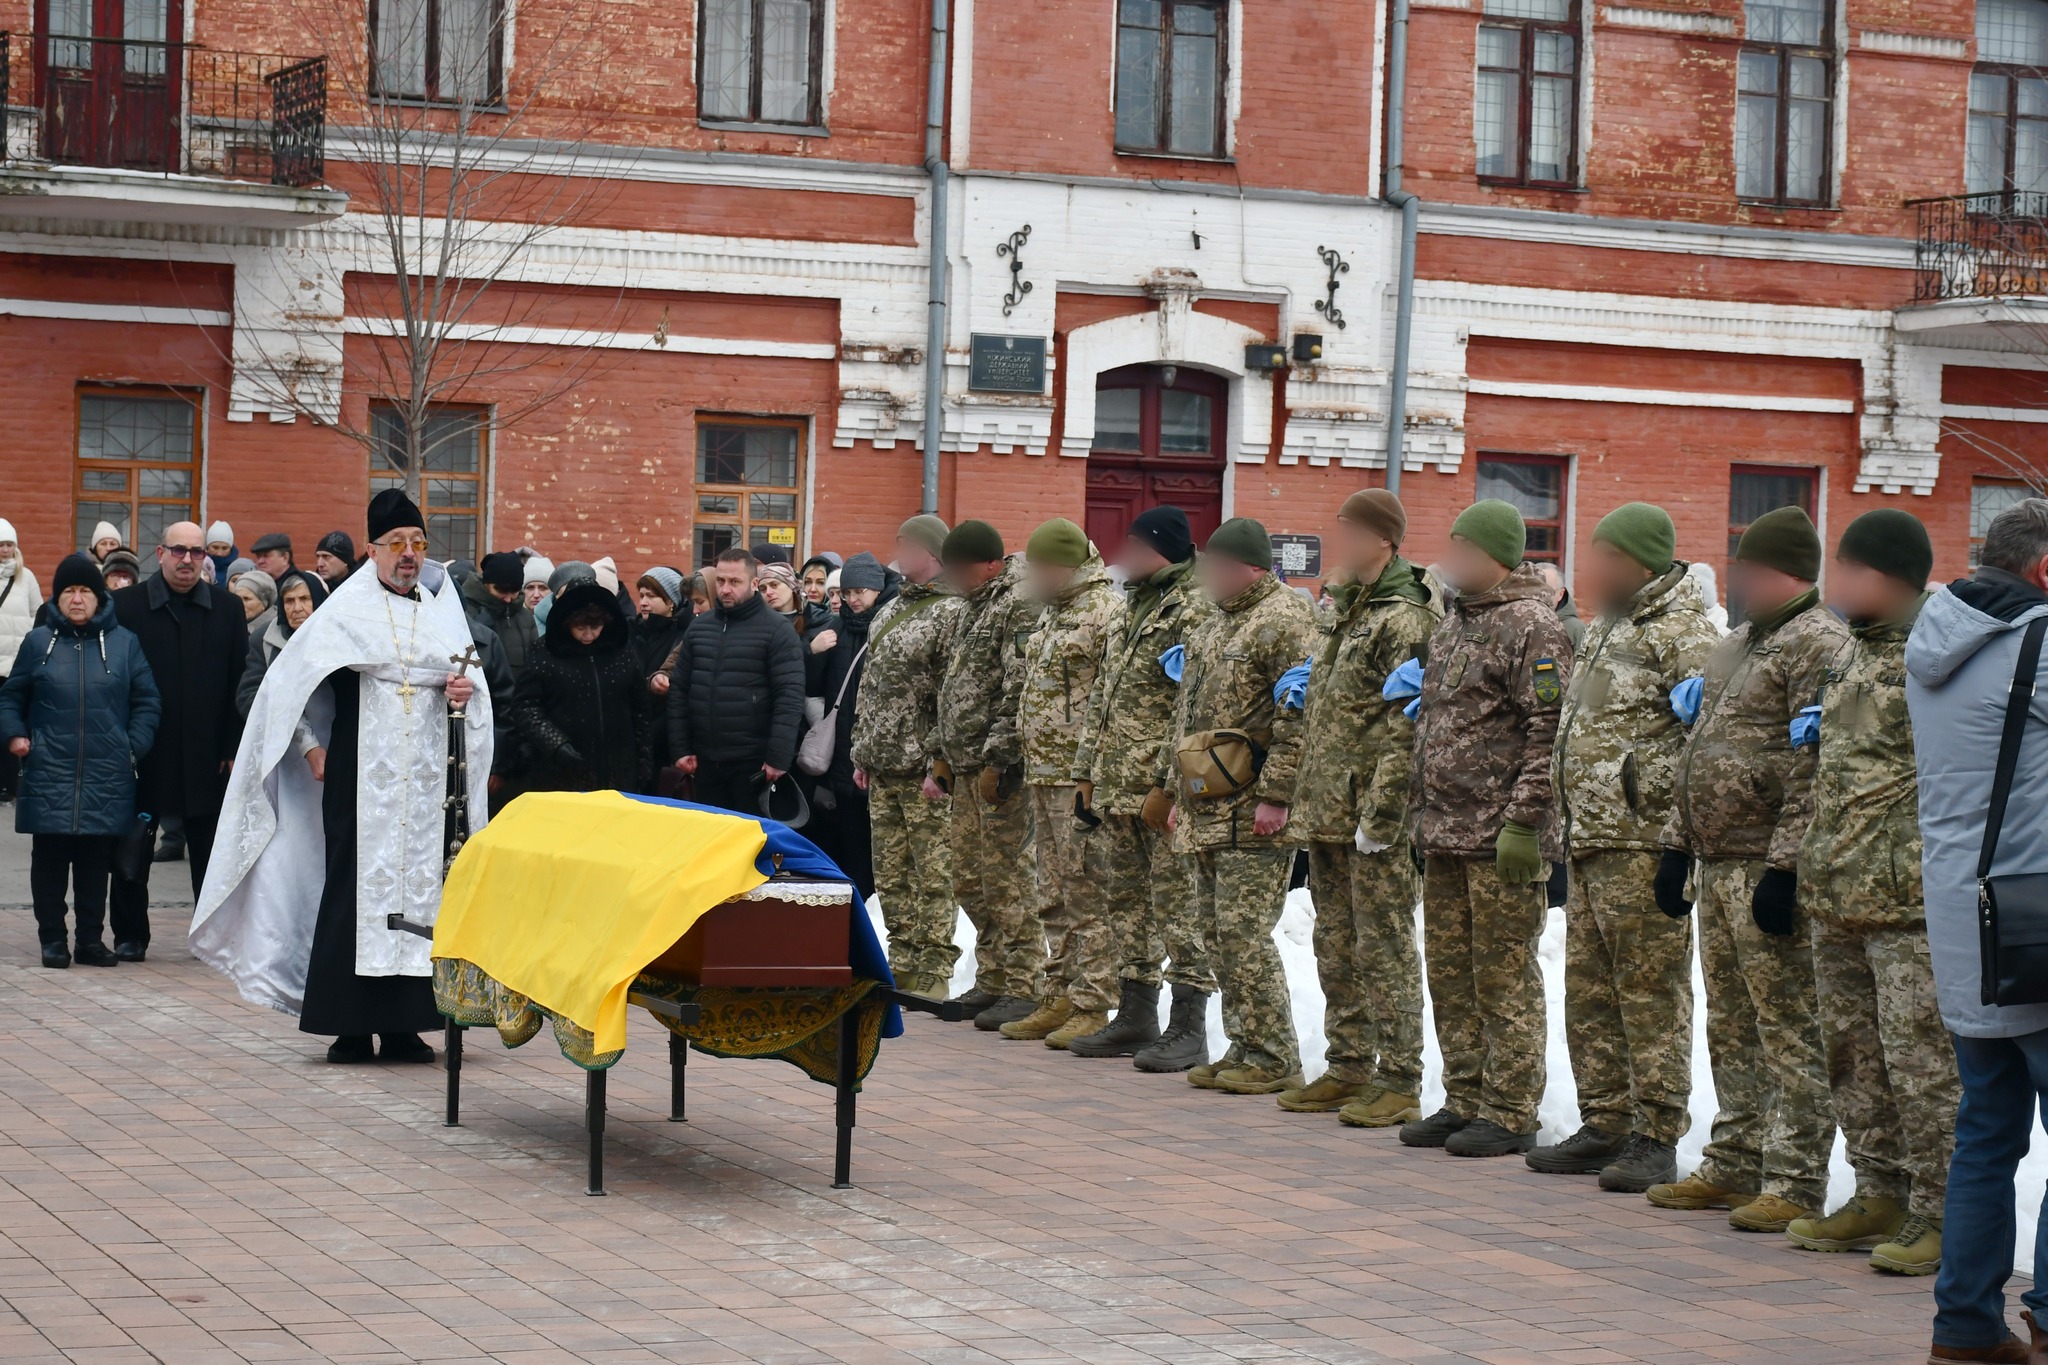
[1133,984,1209,1073]
[1069,979,1162,1058]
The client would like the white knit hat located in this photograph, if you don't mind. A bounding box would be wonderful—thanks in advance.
[522,555,555,587]
[206,520,233,545]
[0,518,15,545]
[592,555,620,594]
[91,520,123,547]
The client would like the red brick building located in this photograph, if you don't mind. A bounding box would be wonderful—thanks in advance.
[0,0,2041,594]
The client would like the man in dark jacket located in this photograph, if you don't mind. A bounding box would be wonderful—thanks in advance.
[109,521,248,959]
[667,548,806,814]
[462,552,539,675]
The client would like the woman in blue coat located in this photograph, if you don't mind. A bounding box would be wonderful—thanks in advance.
[0,554,161,967]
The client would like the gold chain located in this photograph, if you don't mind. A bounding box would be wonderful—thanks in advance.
[383,591,423,714]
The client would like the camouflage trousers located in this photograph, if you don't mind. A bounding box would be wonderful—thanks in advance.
[1694,856,1835,1208]
[1086,812,1214,992]
[867,772,959,987]
[1811,919,1960,1218]
[1308,841,1424,1094]
[1030,784,1117,1010]
[1423,854,1548,1133]
[950,769,1042,999]
[1565,850,1694,1145]
[1189,846,1298,1074]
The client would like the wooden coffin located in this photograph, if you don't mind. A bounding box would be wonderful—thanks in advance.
[647,878,855,987]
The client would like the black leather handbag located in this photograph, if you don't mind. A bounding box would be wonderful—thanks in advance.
[112,812,156,885]
[1978,615,2048,1007]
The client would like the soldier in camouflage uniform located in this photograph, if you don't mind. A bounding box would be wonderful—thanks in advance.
[1171,517,1314,1095]
[1000,519,1124,1047]
[1068,506,1216,1068]
[1405,499,1573,1158]
[849,514,964,997]
[1275,489,1435,1126]
[932,520,1044,1030]
[1653,505,1847,1232]
[1785,510,1957,1276]
[1530,504,1719,1192]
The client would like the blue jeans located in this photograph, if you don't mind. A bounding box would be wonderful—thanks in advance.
[1935,1029,2048,1349]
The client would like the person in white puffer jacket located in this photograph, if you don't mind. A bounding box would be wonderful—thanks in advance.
[0,518,44,803]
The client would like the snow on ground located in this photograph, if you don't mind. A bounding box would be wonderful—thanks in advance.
[871,890,2048,1274]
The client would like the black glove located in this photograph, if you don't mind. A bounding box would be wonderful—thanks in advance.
[1751,867,1799,937]
[1654,850,1693,919]
[557,741,585,765]
[1410,842,1427,877]
[1072,786,1101,829]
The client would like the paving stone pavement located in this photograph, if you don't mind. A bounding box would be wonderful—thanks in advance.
[0,832,1944,1364]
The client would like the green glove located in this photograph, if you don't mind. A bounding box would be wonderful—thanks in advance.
[1495,821,1544,885]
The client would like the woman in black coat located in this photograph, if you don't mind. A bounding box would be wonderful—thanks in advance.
[512,581,654,795]
[805,552,896,898]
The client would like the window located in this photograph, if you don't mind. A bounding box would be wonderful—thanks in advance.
[1727,463,1818,559]
[694,419,803,566]
[1475,0,1579,187]
[372,0,501,103]
[1973,478,2034,565]
[370,405,487,564]
[74,389,200,553]
[698,0,823,126]
[1115,0,1227,159]
[1968,0,2048,198]
[1475,453,1568,563]
[1736,0,1831,205]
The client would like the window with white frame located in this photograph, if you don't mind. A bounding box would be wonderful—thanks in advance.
[1736,0,1832,205]
[1475,0,1580,187]
[1973,478,2034,565]
[1969,0,2048,198]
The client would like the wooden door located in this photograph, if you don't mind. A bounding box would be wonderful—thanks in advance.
[1084,364,1227,549]
[35,0,178,171]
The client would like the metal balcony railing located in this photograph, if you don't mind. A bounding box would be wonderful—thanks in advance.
[0,31,326,188]
[1911,191,2048,304]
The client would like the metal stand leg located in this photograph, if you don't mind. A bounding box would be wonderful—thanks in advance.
[444,1021,463,1127]
[668,1032,688,1122]
[832,1008,858,1189]
[585,1069,607,1197]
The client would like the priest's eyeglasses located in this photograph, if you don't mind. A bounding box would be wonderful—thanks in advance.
[376,536,431,554]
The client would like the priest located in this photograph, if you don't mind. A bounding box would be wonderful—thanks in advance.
[193,490,492,1064]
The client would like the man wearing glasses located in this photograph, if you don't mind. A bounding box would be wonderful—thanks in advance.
[109,521,251,961]
[194,490,493,1066]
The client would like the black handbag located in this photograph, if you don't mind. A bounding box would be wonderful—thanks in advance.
[1978,615,2048,1007]
[113,812,156,885]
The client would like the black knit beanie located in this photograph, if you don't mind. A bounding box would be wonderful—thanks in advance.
[1836,508,1934,591]
[1128,505,1194,564]
[53,552,108,606]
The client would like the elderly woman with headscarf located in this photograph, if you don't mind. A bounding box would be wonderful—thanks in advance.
[235,570,328,717]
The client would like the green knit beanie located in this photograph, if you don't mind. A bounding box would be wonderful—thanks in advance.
[941,519,1006,566]
[1836,508,1933,590]
[898,513,950,558]
[1451,499,1526,570]
[1736,505,1822,581]
[1026,517,1090,568]
[1592,502,1677,575]
[1205,517,1273,570]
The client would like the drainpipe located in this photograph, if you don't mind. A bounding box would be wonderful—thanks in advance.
[920,0,952,515]
[1382,0,1418,496]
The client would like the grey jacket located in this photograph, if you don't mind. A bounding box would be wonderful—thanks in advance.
[1905,568,2048,1039]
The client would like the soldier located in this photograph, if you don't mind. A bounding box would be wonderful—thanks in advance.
[932,520,1043,1031]
[1786,510,1957,1276]
[1404,500,1572,1158]
[1528,504,1718,1191]
[1651,505,1846,1232]
[1000,519,1124,1047]
[1170,517,1314,1094]
[1270,490,1435,1126]
[1068,506,1216,1068]
[849,514,964,998]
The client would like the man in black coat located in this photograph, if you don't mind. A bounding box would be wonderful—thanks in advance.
[109,521,248,959]
[666,548,805,815]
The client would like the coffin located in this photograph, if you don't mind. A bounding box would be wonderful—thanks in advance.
[647,877,855,987]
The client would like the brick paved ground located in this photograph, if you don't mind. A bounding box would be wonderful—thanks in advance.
[0,835,1943,1364]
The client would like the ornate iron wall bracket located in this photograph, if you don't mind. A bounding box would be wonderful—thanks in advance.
[999,225,1033,317]
[1314,245,1349,330]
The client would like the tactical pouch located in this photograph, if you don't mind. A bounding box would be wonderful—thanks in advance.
[1174,729,1265,800]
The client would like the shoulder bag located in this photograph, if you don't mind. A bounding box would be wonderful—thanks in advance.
[1978,615,2048,1007]
[796,641,868,777]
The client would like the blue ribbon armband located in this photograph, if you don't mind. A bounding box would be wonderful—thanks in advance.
[1382,657,1424,702]
[1159,643,1185,683]
[1273,658,1312,711]
[1670,675,1704,726]
[1789,704,1821,750]
[1403,696,1421,720]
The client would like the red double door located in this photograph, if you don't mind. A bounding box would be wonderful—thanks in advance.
[1083,364,1228,551]
[35,0,180,172]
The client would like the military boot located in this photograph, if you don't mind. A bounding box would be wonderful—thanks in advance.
[1398,1108,1471,1148]
[1277,1076,1372,1113]
[895,971,946,999]
[1000,998,1073,1040]
[1525,1123,1627,1175]
[1187,1044,1244,1090]
[1134,985,1210,1073]
[1045,1009,1110,1051]
[950,986,998,1015]
[1729,1193,1810,1233]
[972,995,1035,1031]
[1068,979,1162,1058]
[1644,1172,1757,1212]
[1786,1195,1905,1253]
[1214,1064,1302,1096]
[1597,1134,1678,1193]
[1870,1214,1941,1276]
[1444,1119,1538,1157]
[1339,1089,1422,1128]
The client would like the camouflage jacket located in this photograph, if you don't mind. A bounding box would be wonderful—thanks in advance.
[1798,602,1925,929]
[1289,556,1439,846]
[933,556,1037,773]
[1072,558,1209,812]
[1171,572,1314,851]
[1664,589,1848,868]
[1019,555,1122,785]
[1554,564,1721,855]
[848,577,963,778]
[1410,563,1573,858]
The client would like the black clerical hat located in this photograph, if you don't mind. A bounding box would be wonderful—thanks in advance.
[367,488,427,544]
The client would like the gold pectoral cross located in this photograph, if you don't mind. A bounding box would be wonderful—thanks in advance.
[395,677,419,714]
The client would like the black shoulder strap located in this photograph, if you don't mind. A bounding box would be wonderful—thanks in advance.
[1980,615,2048,881]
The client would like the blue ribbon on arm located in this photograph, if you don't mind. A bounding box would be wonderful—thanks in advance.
[1670,675,1704,726]
[1383,657,1424,721]
[1789,704,1822,750]
[1273,658,1312,711]
[1159,643,1185,683]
